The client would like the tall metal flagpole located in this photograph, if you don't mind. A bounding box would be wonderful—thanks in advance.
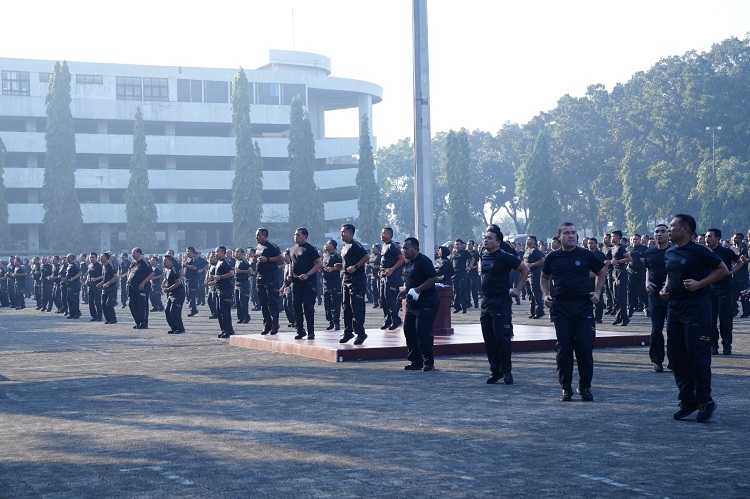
[412,0,434,259]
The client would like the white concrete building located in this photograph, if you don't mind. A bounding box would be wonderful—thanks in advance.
[0,50,382,252]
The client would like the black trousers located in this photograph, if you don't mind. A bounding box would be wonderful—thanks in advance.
[102,288,117,323]
[452,273,468,311]
[150,288,164,311]
[469,272,480,307]
[343,280,366,336]
[404,305,436,366]
[324,286,342,326]
[166,292,185,332]
[480,301,514,375]
[367,273,380,305]
[88,286,102,320]
[41,282,53,311]
[528,273,544,317]
[292,281,316,335]
[186,280,200,313]
[710,289,733,349]
[66,286,81,317]
[628,271,647,313]
[257,279,280,331]
[128,285,149,327]
[60,284,68,314]
[667,297,713,405]
[207,288,218,317]
[120,278,128,307]
[217,290,234,334]
[613,271,629,323]
[14,282,26,308]
[0,284,8,307]
[234,281,250,321]
[648,293,668,364]
[33,281,42,308]
[380,276,402,326]
[551,299,595,390]
[605,272,614,309]
[283,292,295,325]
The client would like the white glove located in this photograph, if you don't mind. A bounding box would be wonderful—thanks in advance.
[407,288,420,301]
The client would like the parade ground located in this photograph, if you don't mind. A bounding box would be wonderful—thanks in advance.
[1,304,749,498]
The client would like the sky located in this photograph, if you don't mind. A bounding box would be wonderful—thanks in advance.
[1,0,748,146]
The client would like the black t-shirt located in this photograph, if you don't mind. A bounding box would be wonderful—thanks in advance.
[380,241,403,280]
[255,242,281,282]
[341,241,367,284]
[435,258,453,285]
[32,264,42,282]
[87,261,103,281]
[542,247,605,300]
[127,259,151,287]
[41,263,53,281]
[468,250,480,273]
[214,259,233,294]
[628,244,647,273]
[164,267,184,296]
[451,249,469,275]
[710,245,738,292]
[644,246,668,291]
[119,259,130,278]
[103,262,116,282]
[235,259,250,283]
[403,253,437,310]
[480,248,522,307]
[733,244,749,284]
[151,266,163,288]
[65,262,80,287]
[524,248,544,276]
[665,242,722,301]
[13,265,27,283]
[291,242,320,280]
[321,252,342,288]
[612,244,628,272]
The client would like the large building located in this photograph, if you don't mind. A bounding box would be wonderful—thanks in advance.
[0,50,382,252]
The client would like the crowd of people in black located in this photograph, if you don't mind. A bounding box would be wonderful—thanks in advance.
[3,215,748,422]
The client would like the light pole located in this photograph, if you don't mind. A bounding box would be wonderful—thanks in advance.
[705,125,722,171]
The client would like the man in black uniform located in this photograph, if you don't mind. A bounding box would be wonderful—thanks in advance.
[664,215,728,422]
[62,254,82,319]
[627,234,648,317]
[610,230,631,326]
[705,228,744,355]
[31,257,42,309]
[367,244,381,307]
[541,222,606,402]
[119,252,130,308]
[379,227,405,330]
[234,248,251,324]
[148,256,165,312]
[731,233,750,318]
[288,227,321,340]
[253,228,283,335]
[451,239,470,313]
[58,258,69,315]
[338,224,369,345]
[183,247,202,316]
[12,257,27,310]
[0,261,9,308]
[603,233,615,314]
[399,237,439,371]
[98,252,118,324]
[86,252,104,321]
[644,224,669,371]
[586,238,607,323]
[127,247,153,329]
[211,246,235,339]
[162,254,186,334]
[321,239,342,331]
[480,225,528,385]
[40,257,53,312]
[467,240,481,308]
[524,236,546,319]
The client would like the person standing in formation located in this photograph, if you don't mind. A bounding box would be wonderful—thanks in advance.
[338,224,369,345]
[211,246,235,339]
[321,239,343,331]
[162,254,186,335]
[253,228,283,335]
[524,236,546,320]
[379,227,405,331]
[644,224,669,371]
[234,248,252,324]
[288,228,321,340]
[98,252,118,324]
[127,248,153,330]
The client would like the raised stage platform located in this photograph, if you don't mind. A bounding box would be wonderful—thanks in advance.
[229,323,649,363]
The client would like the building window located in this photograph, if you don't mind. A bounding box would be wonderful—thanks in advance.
[76,74,103,85]
[280,83,306,105]
[177,78,203,102]
[256,82,280,105]
[1,71,31,96]
[39,72,52,83]
[116,76,142,101]
[204,80,228,103]
[143,77,169,102]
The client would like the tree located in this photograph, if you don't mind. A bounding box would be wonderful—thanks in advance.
[355,115,381,244]
[42,61,83,251]
[619,143,649,235]
[515,130,559,239]
[376,138,414,239]
[287,96,324,241]
[231,69,263,247]
[124,108,157,251]
[0,137,9,242]
[444,130,473,239]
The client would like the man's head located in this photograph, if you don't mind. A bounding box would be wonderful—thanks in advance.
[294,227,309,245]
[340,224,355,244]
[705,228,721,249]
[604,233,612,245]
[482,225,503,252]
[669,214,697,245]
[551,237,562,251]
[215,246,227,259]
[611,230,623,245]
[732,233,743,246]
[381,227,393,243]
[586,237,598,252]
[186,246,196,257]
[88,252,97,264]
[557,223,577,250]
[468,240,476,251]
[100,252,110,264]
[66,253,76,263]
[131,247,143,261]
[164,254,174,269]
[526,236,538,249]
[121,252,129,260]
[403,237,420,260]
[256,227,269,245]
[235,248,246,259]
[454,239,466,252]
[630,234,641,247]
[325,239,337,253]
[654,224,669,246]
[149,255,158,266]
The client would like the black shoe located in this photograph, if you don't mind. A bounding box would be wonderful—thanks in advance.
[287,323,296,328]
[208,315,218,320]
[561,388,573,402]
[388,321,402,330]
[620,320,629,327]
[486,374,502,384]
[121,305,127,309]
[132,324,140,329]
[326,323,335,331]
[404,364,423,371]
[353,334,367,345]
[504,373,514,385]
[260,329,270,336]
[339,332,355,344]
[187,311,197,317]
[217,332,228,339]
[270,327,279,335]
[307,334,315,340]
[423,365,434,372]
[462,309,467,314]
[612,319,622,326]
[334,324,340,331]
[173,330,185,334]
[696,401,716,423]
[711,346,719,355]
[595,319,603,324]
[453,309,460,314]
[294,332,307,340]
[528,314,536,319]
[578,387,593,401]
[722,346,732,355]
[673,402,698,420]
[380,322,391,330]
[654,363,664,373]
[167,330,174,334]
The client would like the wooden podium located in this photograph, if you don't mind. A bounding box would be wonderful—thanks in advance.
[402,284,454,336]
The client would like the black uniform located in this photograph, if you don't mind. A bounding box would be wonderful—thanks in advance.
[87,261,103,320]
[341,240,368,339]
[321,251,342,328]
[0,266,9,307]
[164,266,185,333]
[127,258,151,328]
[255,242,282,334]
[206,263,218,318]
[101,262,118,323]
[434,256,453,286]
[480,248,522,378]
[31,262,42,309]
[468,249,481,308]
[627,244,648,315]
[665,241,722,406]
[709,245,738,353]
[380,240,403,328]
[734,244,750,317]
[290,242,320,338]
[12,263,27,309]
[215,257,235,336]
[590,249,606,322]
[58,263,69,314]
[402,253,438,368]
[234,259,251,323]
[149,265,164,312]
[611,243,629,325]
[184,256,203,315]
[524,247,545,318]
[64,262,81,318]
[119,258,130,308]
[451,249,470,312]
[40,262,53,311]
[542,247,604,392]
[644,245,668,365]
[366,250,381,306]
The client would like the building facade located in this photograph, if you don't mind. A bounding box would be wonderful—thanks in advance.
[0,50,381,252]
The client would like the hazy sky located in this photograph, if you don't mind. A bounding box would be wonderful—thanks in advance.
[2,1,748,146]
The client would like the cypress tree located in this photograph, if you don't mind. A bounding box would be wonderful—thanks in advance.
[124,108,157,251]
[231,68,263,247]
[287,96,324,241]
[0,137,9,242]
[42,61,83,251]
[620,142,649,235]
[445,129,473,239]
[516,130,559,239]
[355,115,380,244]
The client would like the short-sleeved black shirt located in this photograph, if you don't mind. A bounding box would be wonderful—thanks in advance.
[164,267,184,296]
[87,261,103,281]
[451,249,470,275]
[119,259,130,278]
[103,262,117,284]
[734,244,749,285]
[542,247,605,300]
[481,248,522,308]
[612,244,628,272]
[435,258,453,285]
[665,242,723,301]
[644,246,668,291]
[255,242,281,282]
[214,258,234,294]
[151,265,163,287]
[291,242,320,279]
[710,245,739,292]
[65,262,80,288]
[14,264,27,284]
[524,248,544,276]
[380,241,403,280]
[32,264,42,282]
[341,241,367,284]
[127,259,151,287]
[41,263,53,281]
[321,252,342,289]
[628,244,647,274]
[235,259,250,282]
[404,252,437,310]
